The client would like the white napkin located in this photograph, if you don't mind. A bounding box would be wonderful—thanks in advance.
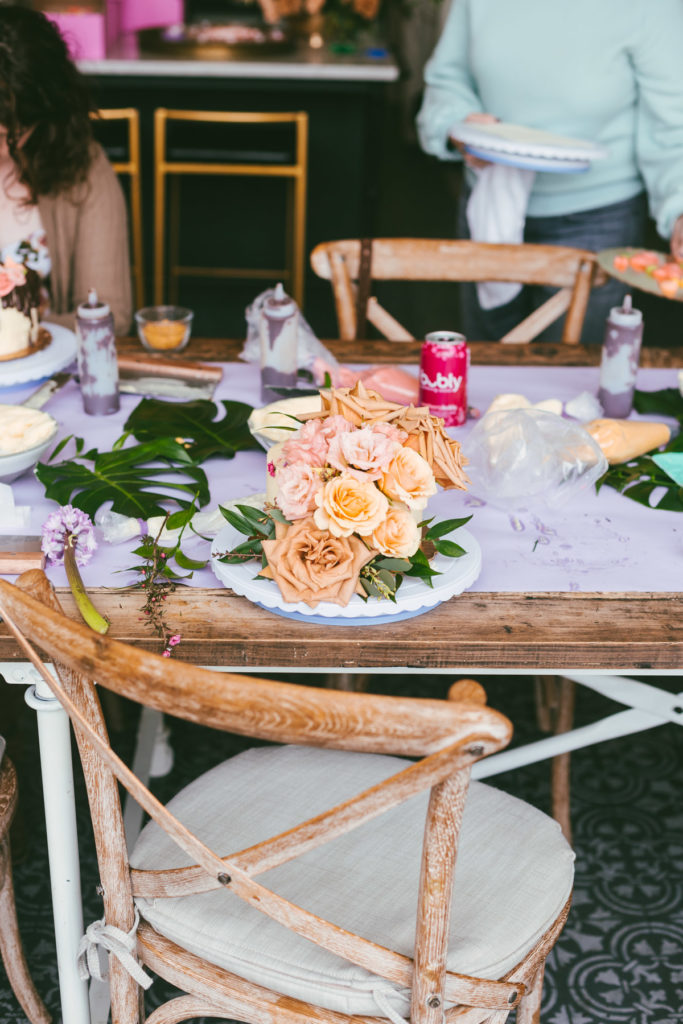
[466,164,535,309]
[0,483,30,529]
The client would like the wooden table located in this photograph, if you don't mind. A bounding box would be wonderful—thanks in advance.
[3,338,681,673]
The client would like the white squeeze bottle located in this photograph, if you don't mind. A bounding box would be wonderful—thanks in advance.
[259,283,299,402]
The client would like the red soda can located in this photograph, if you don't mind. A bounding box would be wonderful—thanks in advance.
[418,331,469,426]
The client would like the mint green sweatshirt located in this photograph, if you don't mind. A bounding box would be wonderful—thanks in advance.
[416,0,683,239]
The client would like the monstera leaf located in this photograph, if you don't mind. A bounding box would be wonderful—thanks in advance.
[36,438,210,519]
[634,387,683,423]
[123,398,259,461]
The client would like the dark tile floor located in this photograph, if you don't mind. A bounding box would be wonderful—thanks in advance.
[2,672,682,1023]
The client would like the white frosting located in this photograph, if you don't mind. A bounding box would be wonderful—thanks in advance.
[0,305,32,357]
[0,404,57,454]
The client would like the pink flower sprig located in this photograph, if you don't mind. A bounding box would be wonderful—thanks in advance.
[41,505,109,634]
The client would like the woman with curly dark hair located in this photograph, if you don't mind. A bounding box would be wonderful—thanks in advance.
[0,6,131,333]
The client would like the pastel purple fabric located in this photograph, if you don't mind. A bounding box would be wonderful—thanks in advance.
[3,362,680,595]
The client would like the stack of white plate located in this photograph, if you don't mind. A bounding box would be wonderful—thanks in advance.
[449,121,608,173]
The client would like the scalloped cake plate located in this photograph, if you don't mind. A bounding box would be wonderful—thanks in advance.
[0,323,77,386]
[449,121,608,163]
[211,522,482,625]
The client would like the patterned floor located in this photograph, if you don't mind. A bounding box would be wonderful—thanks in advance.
[1,673,681,1024]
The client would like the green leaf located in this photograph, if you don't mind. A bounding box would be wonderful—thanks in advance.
[426,515,472,539]
[373,557,412,572]
[174,550,208,571]
[219,506,256,535]
[598,427,683,513]
[36,438,210,519]
[165,508,196,530]
[634,387,683,423]
[123,398,260,461]
[236,504,273,531]
[267,507,291,524]
[48,434,73,463]
[433,538,467,558]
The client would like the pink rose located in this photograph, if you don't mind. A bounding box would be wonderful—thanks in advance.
[0,271,14,298]
[3,258,27,287]
[281,418,330,467]
[327,426,400,480]
[276,462,323,520]
[370,421,408,444]
[317,414,356,443]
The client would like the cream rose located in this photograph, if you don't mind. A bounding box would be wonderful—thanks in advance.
[260,517,376,608]
[370,505,420,558]
[314,473,388,537]
[380,446,437,510]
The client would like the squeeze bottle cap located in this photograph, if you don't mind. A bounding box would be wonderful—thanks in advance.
[609,292,643,328]
[264,282,297,318]
[77,287,111,320]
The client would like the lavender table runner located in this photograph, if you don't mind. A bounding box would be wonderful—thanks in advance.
[3,362,681,595]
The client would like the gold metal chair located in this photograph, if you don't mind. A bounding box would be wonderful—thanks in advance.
[154,108,308,308]
[90,108,145,310]
[310,238,608,344]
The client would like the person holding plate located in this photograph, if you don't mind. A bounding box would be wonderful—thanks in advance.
[416,0,683,344]
[0,6,131,334]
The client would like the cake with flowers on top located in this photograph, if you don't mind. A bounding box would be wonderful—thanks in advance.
[0,257,48,361]
[256,381,470,607]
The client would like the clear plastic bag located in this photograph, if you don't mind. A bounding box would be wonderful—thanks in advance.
[240,288,339,376]
[464,408,608,509]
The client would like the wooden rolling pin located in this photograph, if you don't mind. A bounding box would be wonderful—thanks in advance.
[117,354,223,383]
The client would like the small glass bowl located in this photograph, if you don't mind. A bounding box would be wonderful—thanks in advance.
[135,305,193,353]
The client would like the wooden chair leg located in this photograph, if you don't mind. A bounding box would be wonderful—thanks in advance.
[323,673,368,692]
[533,674,559,732]
[551,678,576,845]
[0,838,51,1024]
[515,963,544,1024]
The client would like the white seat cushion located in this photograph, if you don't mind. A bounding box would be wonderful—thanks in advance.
[132,745,574,1018]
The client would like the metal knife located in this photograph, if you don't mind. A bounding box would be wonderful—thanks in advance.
[21,372,73,409]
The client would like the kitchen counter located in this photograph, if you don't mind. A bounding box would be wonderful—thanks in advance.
[78,37,399,82]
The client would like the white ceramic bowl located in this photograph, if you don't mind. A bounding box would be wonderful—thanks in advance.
[0,416,59,483]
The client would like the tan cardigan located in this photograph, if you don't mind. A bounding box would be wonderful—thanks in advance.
[38,143,132,335]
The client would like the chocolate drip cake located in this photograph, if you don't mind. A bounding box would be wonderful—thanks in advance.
[0,259,48,361]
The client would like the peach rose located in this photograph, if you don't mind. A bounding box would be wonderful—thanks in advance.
[327,426,400,480]
[260,517,376,608]
[276,462,322,520]
[314,472,388,537]
[371,505,420,558]
[380,447,437,510]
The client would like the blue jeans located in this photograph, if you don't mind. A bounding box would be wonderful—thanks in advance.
[455,191,649,343]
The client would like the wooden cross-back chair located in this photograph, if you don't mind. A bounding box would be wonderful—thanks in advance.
[310,238,608,343]
[0,572,574,1024]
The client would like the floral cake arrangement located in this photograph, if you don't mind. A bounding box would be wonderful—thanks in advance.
[218,382,472,609]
